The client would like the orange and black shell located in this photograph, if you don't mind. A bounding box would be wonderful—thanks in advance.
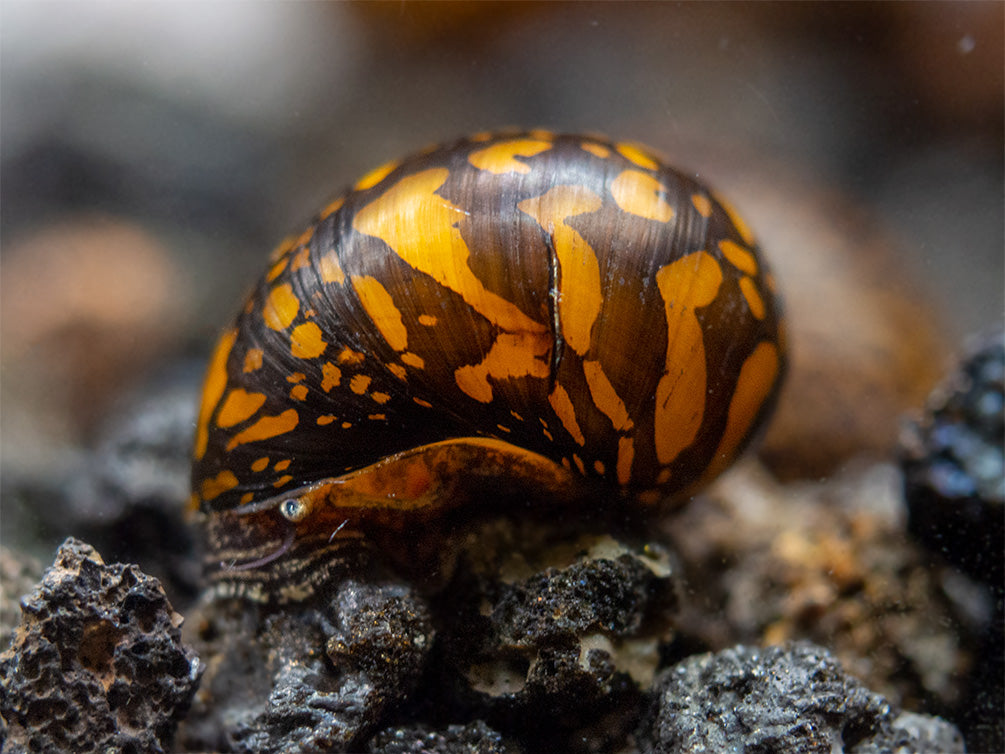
[191,131,784,559]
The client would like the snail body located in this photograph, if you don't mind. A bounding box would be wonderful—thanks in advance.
[191,131,785,601]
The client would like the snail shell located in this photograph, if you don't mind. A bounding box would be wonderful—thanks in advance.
[190,131,785,601]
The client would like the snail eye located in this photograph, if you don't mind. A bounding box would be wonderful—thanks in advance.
[279,498,309,523]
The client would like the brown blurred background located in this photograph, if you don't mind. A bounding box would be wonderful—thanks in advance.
[1,1,1002,529]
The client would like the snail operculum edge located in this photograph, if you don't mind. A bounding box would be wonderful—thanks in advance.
[202,437,681,604]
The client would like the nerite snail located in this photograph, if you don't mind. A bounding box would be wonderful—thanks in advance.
[191,131,785,602]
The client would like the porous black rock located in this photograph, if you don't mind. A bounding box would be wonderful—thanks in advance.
[180,578,434,754]
[638,642,965,754]
[0,537,201,754]
[433,539,677,752]
[368,720,518,753]
[900,330,1004,586]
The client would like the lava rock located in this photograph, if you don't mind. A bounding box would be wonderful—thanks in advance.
[368,720,518,753]
[0,538,201,754]
[639,642,965,754]
[180,579,434,754]
[900,330,1004,586]
[433,535,678,751]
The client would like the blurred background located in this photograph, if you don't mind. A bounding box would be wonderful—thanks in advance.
[1,1,1002,539]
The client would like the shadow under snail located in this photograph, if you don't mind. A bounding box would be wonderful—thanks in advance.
[190,130,786,602]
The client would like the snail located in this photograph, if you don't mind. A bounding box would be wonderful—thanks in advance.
[190,130,785,602]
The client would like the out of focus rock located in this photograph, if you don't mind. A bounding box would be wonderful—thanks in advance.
[0,547,42,652]
[900,330,1003,586]
[3,361,204,607]
[0,538,201,754]
[1,216,189,447]
[900,330,1004,753]
[639,642,965,754]
[729,165,949,480]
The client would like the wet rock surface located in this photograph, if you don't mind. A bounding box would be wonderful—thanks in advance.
[0,538,201,754]
[638,642,965,754]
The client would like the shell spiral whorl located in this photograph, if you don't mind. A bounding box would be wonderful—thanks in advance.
[191,131,785,602]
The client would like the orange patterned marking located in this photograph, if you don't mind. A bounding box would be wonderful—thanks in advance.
[274,459,291,471]
[718,239,758,276]
[418,314,437,326]
[354,159,399,190]
[338,347,365,365]
[350,374,372,394]
[496,424,512,433]
[368,413,386,421]
[401,352,425,369]
[194,328,236,460]
[594,459,605,475]
[518,186,604,356]
[226,409,299,451]
[201,470,239,502]
[691,194,712,218]
[739,277,766,320]
[270,235,296,263]
[616,436,635,486]
[371,391,391,404]
[341,421,352,429]
[317,415,336,426]
[616,142,659,170]
[240,492,254,504]
[653,251,723,465]
[610,170,674,222]
[251,457,270,472]
[243,348,264,373]
[583,360,634,431]
[468,138,551,174]
[291,248,311,272]
[455,331,551,403]
[353,168,548,337]
[580,141,611,159]
[290,322,327,359]
[573,454,585,475]
[263,283,300,331]
[287,372,306,383]
[289,384,308,401]
[320,362,342,391]
[388,363,408,381]
[266,257,289,282]
[702,342,780,485]
[273,475,293,489]
[319,196,345,221]
[217,389,267,428]
[318,252,345,285]
[413,397,432,408]
[548,383,586,446]
[351,275,409,352]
